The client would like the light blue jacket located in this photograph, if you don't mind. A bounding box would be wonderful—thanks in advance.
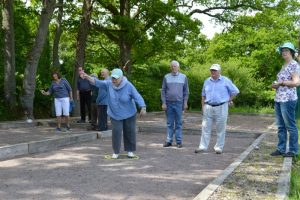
[94,77,146,120]
[96,77,109,105]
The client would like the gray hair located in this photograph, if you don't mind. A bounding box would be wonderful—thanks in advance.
[170,60,180,67]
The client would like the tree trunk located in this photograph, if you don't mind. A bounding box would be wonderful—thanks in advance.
[119,37,132,75]
[21,0,57,119]
[52,0,63,69]
[119,0,132,75]
[2,0,16,108]
[72,0,92,116]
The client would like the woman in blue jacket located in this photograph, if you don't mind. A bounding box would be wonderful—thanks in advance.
[81,68,146,159]
[41,72,73,132]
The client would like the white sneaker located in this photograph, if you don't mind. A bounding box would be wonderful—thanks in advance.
[127,152,135,158]
[111,153,119,159]
[215,147,223,154]
[195,147,206,153]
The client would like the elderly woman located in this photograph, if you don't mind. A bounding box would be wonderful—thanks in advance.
[41,72,73,132]
[270,42,300,157]
[81,68,146,159]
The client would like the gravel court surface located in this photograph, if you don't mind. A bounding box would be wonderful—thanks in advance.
[0,131,257,200]
[0,126,93,146]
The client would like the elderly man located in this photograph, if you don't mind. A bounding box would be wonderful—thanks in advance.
[195,64,239,154]
[161,60,189,148]
[96,68,110,131]
[77,66,92,123]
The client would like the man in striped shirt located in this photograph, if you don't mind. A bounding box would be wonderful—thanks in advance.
[161,60,189,148]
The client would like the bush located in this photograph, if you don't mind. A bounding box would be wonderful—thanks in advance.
[220,59,274,107]
[129,59,275,112]
[131,63,168,111]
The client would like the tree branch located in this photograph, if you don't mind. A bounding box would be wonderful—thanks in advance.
[94,0,119,15]
[189,4,262,16]
[91,23,124,43]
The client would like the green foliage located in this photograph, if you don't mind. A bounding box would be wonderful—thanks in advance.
[206,7,299,83]
[128,58,274,111]
[130,63,169,111]
[1,0,300,119]
[229,106,274,114]
[185,65,209,110]
[221,59,275,107]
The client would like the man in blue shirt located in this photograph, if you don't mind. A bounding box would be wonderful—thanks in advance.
[195,64,239,154]
[77,66,92,123]
[161,60,189,148]
[96,68,110,131]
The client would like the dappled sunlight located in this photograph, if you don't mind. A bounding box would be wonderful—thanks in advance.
[118,169,222,183]
[22,188,72,195]
[6,179,30,185]
[0,112,275,199]
[147,142,165,147]
[0,159,23,168]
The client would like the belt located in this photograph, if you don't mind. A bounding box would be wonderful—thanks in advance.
[205,102,226,107]
[80,90,91,92]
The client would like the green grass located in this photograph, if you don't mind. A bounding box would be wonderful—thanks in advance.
[229,106,274,114]
[289,120,300,199]
[189,106,274,114]
[289,155,300,199]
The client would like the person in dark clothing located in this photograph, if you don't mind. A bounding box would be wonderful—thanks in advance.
[96,68,110,131]
[77,67,92,123]
[90,73,99,129]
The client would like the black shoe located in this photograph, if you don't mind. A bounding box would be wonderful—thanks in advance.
[270,150,284,156]
[177,144,182,148]
[77,120,85,123]
[163,142,172,147]
[283,152,296,157]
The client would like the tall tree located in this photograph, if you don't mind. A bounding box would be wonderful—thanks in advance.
[21,0,57,119]
[72,0,92,115]
[91,0,282,75]
[52,0,63,69]
[92,1,199,74]
[204,0,299,83]
[2,0,16,108]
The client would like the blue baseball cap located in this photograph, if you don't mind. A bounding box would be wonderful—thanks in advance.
[277,42,297,54]
[111,68,123,79]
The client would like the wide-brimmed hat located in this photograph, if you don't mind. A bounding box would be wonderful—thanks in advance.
[277,42,297,54]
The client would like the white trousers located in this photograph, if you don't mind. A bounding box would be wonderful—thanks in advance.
[199,102,228,151]
[54,97,70,117]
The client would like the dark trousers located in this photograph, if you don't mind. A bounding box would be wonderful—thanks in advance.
[97,105,108,131]
[111,115,136,154]
[91,103,98,126]
[79,91,91,121]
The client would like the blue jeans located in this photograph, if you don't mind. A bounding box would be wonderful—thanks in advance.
[165,101,183,144]
[275,101,299,155]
